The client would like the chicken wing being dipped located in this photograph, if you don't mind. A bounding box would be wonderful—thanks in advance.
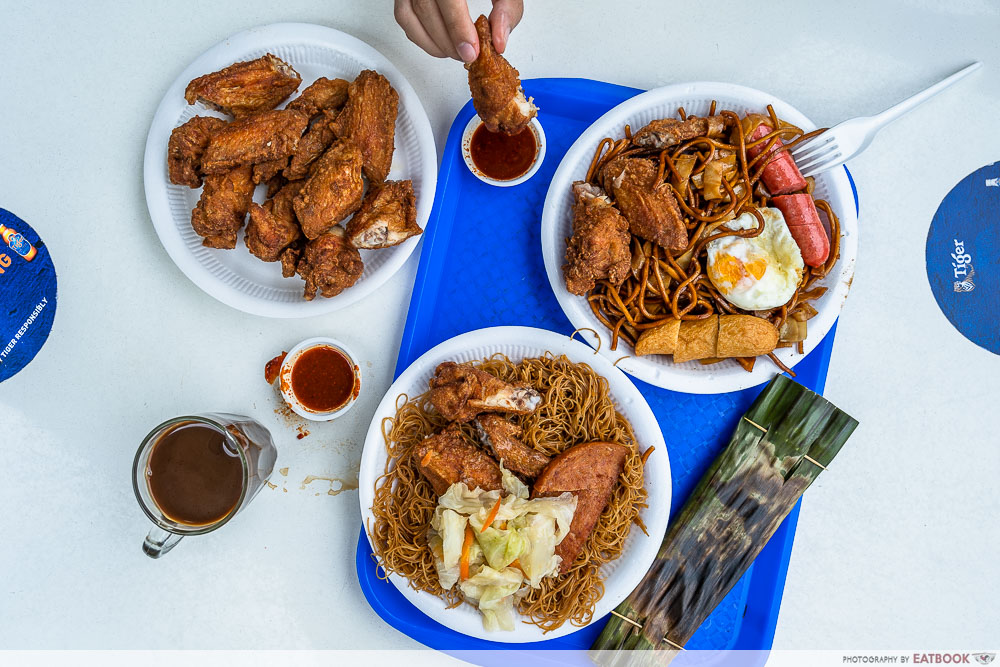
[168,116,228,188]
[601,157,688,251]
[296,226,364,300]
[245,180,303,263]
[330,70,398,183]
[286,77,350,118]
[293,139,364,239]
[190,165,254,249]
[184,54,301,118]
[466,15,537,135]
[475,414,550,481]
[201,109,309,174]
[345,180,421,249]
[563,181,632,295]
[429,362,542,423]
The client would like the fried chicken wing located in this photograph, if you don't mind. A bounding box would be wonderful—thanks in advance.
[429,362,542,423]
[168,116,228,188]
[475,415,550,480]
[184,54,301,118]
[292,139,364,239]
[632,115,730,149]
[330,70,398,183]
[245,180,303,262]
[601,157,688,251]
[201,109,309,174]
[190,165,254,249]
[563,182,632,295]
[286,77,350,118]
[278,244,302,278]
[466,15,537,135]
[296,226,364,300]
[416,425,503,496]
[283,118,336,180]
[252,157,288,184]
[345,180,421,249]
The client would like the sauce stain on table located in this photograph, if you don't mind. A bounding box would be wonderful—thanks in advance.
[299,474,360,496]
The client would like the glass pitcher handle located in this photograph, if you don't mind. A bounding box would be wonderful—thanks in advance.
[143,526,183,558]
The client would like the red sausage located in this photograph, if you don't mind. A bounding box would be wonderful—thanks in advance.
[772,194,830,267]
[746,123,807,196]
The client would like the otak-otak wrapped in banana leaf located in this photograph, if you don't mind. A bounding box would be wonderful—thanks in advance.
[591,374,858,665]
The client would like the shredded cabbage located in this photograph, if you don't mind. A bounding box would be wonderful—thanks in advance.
[426,469,579,631]
[476,525,527,571]
[459,566,524,632]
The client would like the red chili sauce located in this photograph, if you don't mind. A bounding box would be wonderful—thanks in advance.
[264,351,287,385]
[290,346,356,412]
[470,124,536,181]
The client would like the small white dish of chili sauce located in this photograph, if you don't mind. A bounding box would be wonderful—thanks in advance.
[461,115,545,187]
[277,337,361,421]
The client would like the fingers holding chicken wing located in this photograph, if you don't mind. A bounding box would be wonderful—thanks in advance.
[185,54,301,117]
[466,15,536,135]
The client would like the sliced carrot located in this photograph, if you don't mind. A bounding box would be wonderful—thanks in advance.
[459,525,474,581]
[641,446,655,465]
[510,558,525,575]
[481,497,503,533]
[420,450,433,467]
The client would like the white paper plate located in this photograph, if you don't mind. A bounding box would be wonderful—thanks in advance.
[143,23,437,317]
[358,326,670,643]
[541,82,858,394]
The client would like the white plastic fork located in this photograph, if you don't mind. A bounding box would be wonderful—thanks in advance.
[790,61,983,178]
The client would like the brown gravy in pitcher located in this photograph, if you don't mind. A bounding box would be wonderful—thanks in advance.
[147,422,244,526]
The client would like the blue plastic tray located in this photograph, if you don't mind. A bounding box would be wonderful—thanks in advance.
[356,78,858,655]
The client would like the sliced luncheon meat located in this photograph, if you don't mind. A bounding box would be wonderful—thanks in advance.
[745,122,807,196]
[772,194,831,267]
[531,441,629,574]
[415,426,503,496]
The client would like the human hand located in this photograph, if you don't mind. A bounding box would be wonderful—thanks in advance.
[393,0,524,62]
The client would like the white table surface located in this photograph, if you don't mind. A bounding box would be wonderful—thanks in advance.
[1,0,998,654]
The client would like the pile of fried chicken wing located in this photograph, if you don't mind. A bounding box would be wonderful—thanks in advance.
[167,54,422,300]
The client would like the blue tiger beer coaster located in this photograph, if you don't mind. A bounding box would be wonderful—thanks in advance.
[925,162,999,355]
[0,208,57,382]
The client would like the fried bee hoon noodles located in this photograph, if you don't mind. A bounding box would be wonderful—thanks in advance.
[369,354,648,632]
[584,104,840,373]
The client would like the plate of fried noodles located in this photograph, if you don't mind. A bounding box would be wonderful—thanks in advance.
[541,82,858,394]
[359,326,669,642]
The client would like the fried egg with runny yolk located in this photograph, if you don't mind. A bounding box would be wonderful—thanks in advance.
[705,207,804,311]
